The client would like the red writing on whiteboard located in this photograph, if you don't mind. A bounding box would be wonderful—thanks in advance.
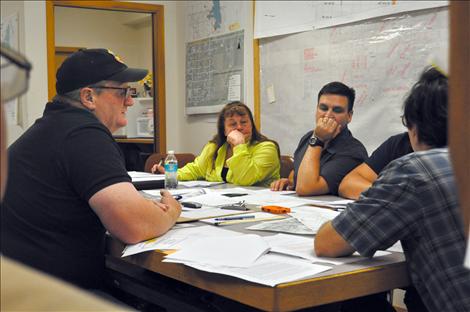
[352,55,368,70]
[304,48,317,61]
[304,63,320,73]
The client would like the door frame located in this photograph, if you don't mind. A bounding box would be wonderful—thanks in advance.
[46,0,166,153]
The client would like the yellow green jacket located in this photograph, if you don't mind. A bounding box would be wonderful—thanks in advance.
[177,141,280,187]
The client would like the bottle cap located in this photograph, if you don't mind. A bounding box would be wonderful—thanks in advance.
[168,150,174,154]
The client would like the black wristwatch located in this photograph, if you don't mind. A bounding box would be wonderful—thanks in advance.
[308,135,324,148]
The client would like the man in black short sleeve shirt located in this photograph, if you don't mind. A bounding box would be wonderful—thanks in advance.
[1,49,181,289]
[271,82,367,196]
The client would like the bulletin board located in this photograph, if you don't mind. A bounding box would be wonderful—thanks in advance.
[259,7,448,155]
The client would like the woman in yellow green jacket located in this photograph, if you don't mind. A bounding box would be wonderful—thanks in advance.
[152,102,280,187]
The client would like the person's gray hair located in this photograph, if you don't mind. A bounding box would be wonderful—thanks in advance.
[62,88,82,102]
[53,80,108,104]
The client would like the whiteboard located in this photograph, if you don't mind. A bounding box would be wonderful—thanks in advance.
[259,7,448,156]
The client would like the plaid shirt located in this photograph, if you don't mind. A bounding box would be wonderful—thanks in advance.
[333,148,470,312]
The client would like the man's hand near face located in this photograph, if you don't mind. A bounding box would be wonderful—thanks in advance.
[314,117,342,144]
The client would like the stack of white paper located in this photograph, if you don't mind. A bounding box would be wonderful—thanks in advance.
[128,171,165,182]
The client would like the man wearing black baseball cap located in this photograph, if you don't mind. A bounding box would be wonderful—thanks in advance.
[1,48,181,291]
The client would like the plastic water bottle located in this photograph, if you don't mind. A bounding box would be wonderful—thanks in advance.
[164,151,178,189]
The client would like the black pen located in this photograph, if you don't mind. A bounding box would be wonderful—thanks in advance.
[214,215,255,221]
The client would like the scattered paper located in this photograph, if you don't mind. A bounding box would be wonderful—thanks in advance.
[254,189,297,196]
[178,181,225,187]
[122,225,240,257]
[165,253,331,287]
[386,241,404,253]
[182,193,242,207]
[289,206,340,233]
[164,234,269,268]
[247,218,315,235]
[241,194,310,209]
[265,234,391,265]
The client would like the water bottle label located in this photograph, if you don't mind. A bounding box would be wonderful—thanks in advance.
[165,163,178,172]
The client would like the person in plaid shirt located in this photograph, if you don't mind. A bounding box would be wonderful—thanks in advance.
[315,67,470,312]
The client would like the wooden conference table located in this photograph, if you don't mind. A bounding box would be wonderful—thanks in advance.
[105,189,410,312]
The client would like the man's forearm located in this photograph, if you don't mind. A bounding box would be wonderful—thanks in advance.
[296,146,328,195]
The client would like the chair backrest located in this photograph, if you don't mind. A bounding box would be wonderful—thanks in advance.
[280,155,294,179]
[144,153,196,173]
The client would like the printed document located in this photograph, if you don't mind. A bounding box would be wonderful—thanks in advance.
[122,225,240,257]
[247,218,315,235]
[165,253,331,287]
[289,206,340,233]
[164,234,269,268]
[265,234,390,265]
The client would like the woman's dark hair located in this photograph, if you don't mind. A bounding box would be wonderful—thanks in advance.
[210,101,280,165]
[402,67,448,147]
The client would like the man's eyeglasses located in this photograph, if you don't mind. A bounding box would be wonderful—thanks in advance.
[90,86,132,99]
[1,45,32,102]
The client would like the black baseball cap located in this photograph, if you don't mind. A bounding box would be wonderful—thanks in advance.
[56,48,148,95]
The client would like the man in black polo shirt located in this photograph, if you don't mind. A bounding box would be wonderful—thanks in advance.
[1,49,181,290]
[271,82,367,196]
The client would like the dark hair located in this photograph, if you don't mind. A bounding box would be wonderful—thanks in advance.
[317,82,356,111]
[402,67,448,147]
[210,101,280,165]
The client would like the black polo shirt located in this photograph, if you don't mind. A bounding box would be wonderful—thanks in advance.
[293,128,367,195]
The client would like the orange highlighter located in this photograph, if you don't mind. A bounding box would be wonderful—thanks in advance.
[261,205,291,214]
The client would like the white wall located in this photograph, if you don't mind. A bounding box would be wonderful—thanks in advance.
[169,1,255,154]
[55,8,152,74]
[1,1,48,146]
[2,1,256,156]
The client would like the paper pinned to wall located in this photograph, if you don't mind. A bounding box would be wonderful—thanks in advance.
[254,1,448,38]
[260,8,448,155]
[266,84,276,104]
[254,1,315,39]
[186,30,244,115]
[227,74,241,101]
